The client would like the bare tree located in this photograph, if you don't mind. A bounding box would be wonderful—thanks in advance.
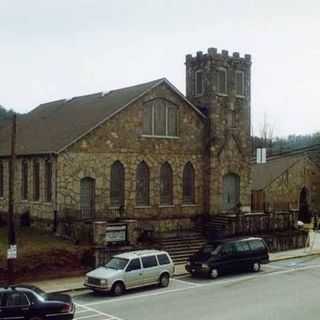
[259,113,274,152]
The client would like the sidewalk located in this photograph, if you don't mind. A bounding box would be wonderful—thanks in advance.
[27,231,320,294]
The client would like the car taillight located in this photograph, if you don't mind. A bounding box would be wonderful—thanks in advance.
[61,303,72,313]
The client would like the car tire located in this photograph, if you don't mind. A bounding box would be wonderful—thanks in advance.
[252,262,261,272]
[111,281,125,296]
[159,273,170,287]
[209,268,219,279]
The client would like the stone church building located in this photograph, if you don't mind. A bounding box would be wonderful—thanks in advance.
[0,48,252,239]
[252,145,320,221]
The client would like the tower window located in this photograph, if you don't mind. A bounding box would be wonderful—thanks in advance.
[195,70,204,96]
[235,71,245,97]
[217,68,227,95]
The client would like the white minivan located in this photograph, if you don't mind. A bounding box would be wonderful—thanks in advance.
[84,250,175,296]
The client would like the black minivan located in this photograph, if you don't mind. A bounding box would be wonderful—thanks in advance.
[185,237,269,279]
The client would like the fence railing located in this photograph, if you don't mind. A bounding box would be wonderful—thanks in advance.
[207,210,299,238]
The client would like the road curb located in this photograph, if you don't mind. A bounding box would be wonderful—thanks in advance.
[270,251,320,262]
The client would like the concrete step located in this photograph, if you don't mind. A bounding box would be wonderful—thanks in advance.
[164,244,205,251]
[160,236,204,242]
[159,232,206,264]
[160,240,206,247]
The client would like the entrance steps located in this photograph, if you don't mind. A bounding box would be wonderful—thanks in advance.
[205,214,237,233]
[159,232,206,265]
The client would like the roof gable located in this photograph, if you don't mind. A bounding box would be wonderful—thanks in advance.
[1,78,204,156]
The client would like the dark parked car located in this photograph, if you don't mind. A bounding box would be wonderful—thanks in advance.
[0,285,75,320]
[185,237,269,279]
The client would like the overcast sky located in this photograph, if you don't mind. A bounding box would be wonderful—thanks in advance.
[1,0,319,137]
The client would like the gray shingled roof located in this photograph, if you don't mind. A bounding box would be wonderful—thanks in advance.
[251,146,320,191]
[251,154,304,191]
[0,78,169,156]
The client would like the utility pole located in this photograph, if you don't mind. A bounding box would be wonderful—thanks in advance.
[7,113,17,285]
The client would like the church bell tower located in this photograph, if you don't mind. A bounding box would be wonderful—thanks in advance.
[185,47,252,214]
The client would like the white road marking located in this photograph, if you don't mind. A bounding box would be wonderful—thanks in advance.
[78,264,320,307]
[74,314,103,320]
[171,278,202,287]
[75,310,92,314]
[75,303,124,320]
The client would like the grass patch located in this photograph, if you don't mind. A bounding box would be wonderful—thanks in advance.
[0,227,81,257]
[0,227,93,282]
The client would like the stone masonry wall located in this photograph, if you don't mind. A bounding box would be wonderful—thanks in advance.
[57,82,206,233]
[0,156,57,227]
[265,157,320,213]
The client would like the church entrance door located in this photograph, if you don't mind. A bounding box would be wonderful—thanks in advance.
[299,186,311,223]
[80,177,96,218]
[223,173,240,211]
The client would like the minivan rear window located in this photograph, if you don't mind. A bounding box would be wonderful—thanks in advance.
[248,240,266,251]
[157,254,170,265]
[142,256,158,268]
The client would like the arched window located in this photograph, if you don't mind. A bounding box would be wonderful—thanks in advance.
[80,177,95,218]
[160,162,173,205]
[183,162,195,204]
[33,160,40,201]
[21,160,28,200]
[0,161,3,198]
[136,161,150,206]
[143,99,178,137]
[45,160,52,202]
[110,161,125,207]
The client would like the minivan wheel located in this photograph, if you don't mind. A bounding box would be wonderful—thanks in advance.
[112,282,125,296]
[209,268,219,279]
[159,273,170,287]
[252,262,261,272]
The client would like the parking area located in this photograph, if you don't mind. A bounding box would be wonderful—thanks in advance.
[74,303,123,320]
[72,257,320,320]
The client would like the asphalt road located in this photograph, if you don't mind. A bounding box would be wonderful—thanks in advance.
[72,256,320,320]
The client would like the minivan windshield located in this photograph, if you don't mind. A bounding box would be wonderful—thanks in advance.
[199,243,221,255]
[105,257,129,270]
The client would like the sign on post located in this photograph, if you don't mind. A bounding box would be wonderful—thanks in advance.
[105,225,127,243]
[256,148,267,164]
[7,245,17,259]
